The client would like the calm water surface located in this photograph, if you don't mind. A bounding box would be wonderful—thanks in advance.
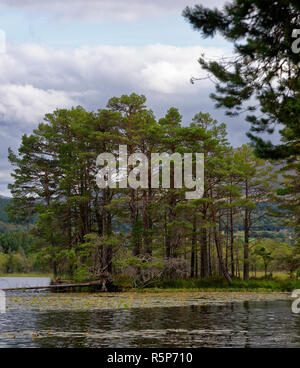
[0,277,299,348]
[0,277,51,289]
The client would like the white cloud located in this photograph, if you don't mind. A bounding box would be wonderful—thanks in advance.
[0,42,233,120]
[0,43,230,128]
[0,84,76,125]
[0,0,228,21]
[0,42,230,109]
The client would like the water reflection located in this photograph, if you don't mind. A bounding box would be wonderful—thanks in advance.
[0,301,299,347]
[0,278,298,348]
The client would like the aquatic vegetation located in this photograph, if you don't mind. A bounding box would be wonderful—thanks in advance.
[6,291,291,312]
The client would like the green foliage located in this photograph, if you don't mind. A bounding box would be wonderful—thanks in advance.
[73,266,93,283]
[151,277,300,292]
[0,232,38,254]
[1,250,30,273]
[6,93,295,285]
[0,252,8,273]
[0,198,10,223]
[183,0,300,160]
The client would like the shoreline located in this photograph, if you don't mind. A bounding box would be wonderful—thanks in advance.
[1,274,299,293]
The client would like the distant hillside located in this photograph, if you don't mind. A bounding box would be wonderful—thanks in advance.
[0,198,32,233]
[0,197,287,237]
[0,197,11,223]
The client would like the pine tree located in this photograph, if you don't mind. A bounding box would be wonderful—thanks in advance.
[183,0,300,160]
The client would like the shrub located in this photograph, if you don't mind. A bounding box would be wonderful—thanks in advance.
[0,252,8,273]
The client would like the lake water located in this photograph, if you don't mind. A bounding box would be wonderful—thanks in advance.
[0,277,51,290]
[0,277,299,348]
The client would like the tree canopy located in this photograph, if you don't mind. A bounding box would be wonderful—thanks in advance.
[183,0,300,160]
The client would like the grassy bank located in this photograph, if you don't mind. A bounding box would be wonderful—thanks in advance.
[136,278,300,292]
[0,273,53,278]
[134,288,290,293]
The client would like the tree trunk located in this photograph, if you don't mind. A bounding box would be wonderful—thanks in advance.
[195,243,198,277]
[230,206,235,277]
[190,216,197,278]
[218,216,223,277]
[144,154,153,256]
[53,260,57,278]
[244,180,249,281]
[225,210,229,273]
[200,228,209,278]
[208,230,212,276]
[210,189,232,284]
[164,210,171,258]
[106,208,112,274]
[143,189,152,256]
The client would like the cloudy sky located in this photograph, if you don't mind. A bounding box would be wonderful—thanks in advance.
[0,0,272,196]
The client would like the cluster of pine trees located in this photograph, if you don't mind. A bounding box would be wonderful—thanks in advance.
[7,93,290,285]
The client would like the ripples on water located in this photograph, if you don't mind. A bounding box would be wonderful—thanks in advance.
[0,278,299,348]
[1,302,300,348]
